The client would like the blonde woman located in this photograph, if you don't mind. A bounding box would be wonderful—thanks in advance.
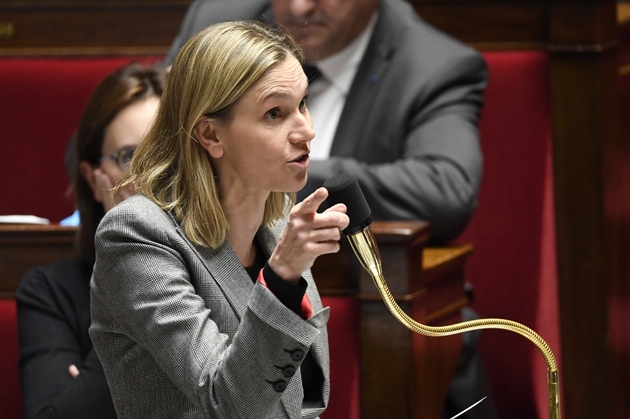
[89,21,348,419]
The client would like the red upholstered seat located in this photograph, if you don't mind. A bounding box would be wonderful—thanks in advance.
[0,57,161,223]
[0,299,24,419]
[320,296,360,419]
[457,50,562,419]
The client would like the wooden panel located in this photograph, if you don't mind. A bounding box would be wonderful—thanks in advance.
[613,69,630,419]
[0,224,77,299]
[359,300,463,419]
[549,1,621,418]
[551,54,613,418]
[550,0,618,47]
[618,3,630,68]
[0,0,191,56]
[411,0,550,50]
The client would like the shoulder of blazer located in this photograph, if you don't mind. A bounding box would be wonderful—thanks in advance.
[363,0,474,73]
[192,0,269,30]
[334,0,482,147]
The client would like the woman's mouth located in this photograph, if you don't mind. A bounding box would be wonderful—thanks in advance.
[290,154,310,168]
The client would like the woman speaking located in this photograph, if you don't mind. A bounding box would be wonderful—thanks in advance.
[89,21,348,419]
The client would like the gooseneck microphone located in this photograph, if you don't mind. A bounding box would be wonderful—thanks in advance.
[324,173,382,282]
[324,173,372,235]
[323,173,561,419]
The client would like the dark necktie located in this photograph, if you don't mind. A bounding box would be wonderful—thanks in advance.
[303,64,322,84]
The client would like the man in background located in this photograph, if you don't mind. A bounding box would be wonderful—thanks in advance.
[166,0,498,417]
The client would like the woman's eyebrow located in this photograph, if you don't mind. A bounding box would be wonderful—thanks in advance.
[257,82,308,103]
[259,89,291,103]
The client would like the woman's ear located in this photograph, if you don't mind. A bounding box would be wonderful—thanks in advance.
[193,118,224,158]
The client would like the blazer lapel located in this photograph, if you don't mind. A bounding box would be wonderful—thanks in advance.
[172,218,286,322]
[171,215,330,416]
[331,0,402,157]
[192,241,255,321]
[170,215,254,321]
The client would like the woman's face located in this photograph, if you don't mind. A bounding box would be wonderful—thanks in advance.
[82,96,160,211]
[206,56,314,196]
[100,96,160,177]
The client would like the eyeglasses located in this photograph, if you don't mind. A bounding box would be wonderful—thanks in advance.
[99,146,137,170]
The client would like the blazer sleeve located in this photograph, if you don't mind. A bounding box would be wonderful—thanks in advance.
[90,204,327,418]
[302,50,488,242]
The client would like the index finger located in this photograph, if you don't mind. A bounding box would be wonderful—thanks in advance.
[294,187,328,215]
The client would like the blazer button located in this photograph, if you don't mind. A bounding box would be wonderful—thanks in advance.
[272,380,287,393]
[290,349,304,361]
[281,365,296,377]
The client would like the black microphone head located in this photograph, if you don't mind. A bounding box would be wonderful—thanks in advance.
[323,173,372,235]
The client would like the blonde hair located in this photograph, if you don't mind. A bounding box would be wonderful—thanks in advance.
[116,21,303,249]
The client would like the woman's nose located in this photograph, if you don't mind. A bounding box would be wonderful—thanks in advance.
[291,112,316,144]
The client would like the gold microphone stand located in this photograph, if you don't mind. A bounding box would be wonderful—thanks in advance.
[348,229,561,419]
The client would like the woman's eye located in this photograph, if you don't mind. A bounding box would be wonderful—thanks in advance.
[266,108,281,120]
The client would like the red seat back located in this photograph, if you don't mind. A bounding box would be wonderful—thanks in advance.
[0,57,161,223]
[0,299,24,419]
[320,296,360,419]
[457,50,562,419]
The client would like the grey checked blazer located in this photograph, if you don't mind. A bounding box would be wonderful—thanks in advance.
[89,195,330,419]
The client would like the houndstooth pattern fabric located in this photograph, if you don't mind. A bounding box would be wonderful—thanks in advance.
[89,195,330,418]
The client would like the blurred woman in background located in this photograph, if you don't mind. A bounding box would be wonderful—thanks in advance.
[16,62,167,419]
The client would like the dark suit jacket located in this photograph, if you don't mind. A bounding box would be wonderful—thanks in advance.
[16,257,117,419]
[166,0,487,242]
[89,195,330,419]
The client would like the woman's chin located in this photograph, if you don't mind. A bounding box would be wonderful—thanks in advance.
[277,175,308,194]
